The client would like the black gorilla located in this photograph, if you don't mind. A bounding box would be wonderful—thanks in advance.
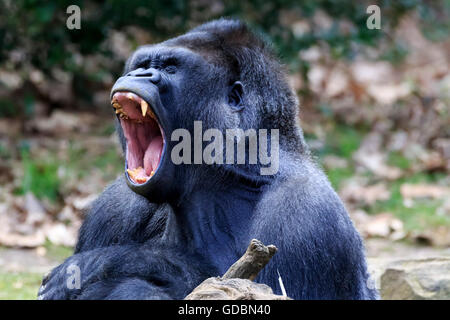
[39,19,377,300]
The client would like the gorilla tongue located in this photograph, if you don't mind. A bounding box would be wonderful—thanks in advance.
[143,136,163,175]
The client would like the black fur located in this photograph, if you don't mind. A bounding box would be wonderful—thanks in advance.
[39,19,377,300]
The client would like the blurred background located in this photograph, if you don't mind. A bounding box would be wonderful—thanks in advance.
[0,0,449,299]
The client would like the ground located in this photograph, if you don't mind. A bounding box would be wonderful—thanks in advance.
[1,239,449,299]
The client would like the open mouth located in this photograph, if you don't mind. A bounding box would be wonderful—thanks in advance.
[111,92,164,185]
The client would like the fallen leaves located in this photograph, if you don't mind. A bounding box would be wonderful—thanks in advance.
[351,211,406,241]
[400,184,450,201]
[353,131,403,180]
[0,191,89,248]
[341,182,391,206]
[28,111,96,135]
[366,213,405,240]
[353,150,403,180]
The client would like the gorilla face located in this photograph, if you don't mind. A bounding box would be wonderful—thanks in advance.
[110,44,242,201]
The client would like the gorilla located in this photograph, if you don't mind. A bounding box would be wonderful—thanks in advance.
[38,19,377,300]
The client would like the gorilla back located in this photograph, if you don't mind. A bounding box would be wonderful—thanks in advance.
[39,19,377,300]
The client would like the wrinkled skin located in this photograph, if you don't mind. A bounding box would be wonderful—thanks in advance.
[39,19,378,300]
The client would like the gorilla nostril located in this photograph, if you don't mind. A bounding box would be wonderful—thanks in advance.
[127,68,161,84]
[126,68,145,77]
[149,72,161,84]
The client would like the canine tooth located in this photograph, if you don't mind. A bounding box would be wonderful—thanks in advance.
[141,100,148,117]
[147,108,156,120]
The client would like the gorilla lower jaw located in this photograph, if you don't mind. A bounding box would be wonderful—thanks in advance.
[112,92,164,184]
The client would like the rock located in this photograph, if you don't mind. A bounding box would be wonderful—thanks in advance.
[184,277,290,300]
[376,257,450,300]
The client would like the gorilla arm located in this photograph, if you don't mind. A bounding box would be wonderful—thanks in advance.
[39,177,211,300]
[250,159,378,300]
[38,244,209,299]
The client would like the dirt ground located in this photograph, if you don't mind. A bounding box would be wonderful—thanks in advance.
[2,238,449,274]
[0,237,449,299]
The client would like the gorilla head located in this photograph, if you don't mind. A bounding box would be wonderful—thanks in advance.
[111,19,305,202]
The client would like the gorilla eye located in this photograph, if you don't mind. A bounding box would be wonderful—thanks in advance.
[164,65,177,74]
[162,58,178,74]
[134,57,151,70]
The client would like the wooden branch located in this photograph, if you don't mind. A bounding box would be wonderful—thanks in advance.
[222,239,277,281]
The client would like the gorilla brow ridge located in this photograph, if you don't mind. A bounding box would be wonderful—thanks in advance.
[166,19,276,82]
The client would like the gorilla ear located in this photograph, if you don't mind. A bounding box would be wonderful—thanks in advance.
[228,81,244,111]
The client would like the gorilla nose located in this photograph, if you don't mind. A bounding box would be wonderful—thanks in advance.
[127,68,161,84]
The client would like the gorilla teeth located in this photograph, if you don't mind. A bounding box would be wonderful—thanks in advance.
[141,100,148,117]
[146,107,156,120]
[112,101,128,118]
[111,93,156,121]
[127,167,148,184]
[126,167,155,184]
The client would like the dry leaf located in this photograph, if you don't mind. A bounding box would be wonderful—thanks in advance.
[340,182,391,206]
[24,192,47,226]
[365,213,404,239]
[43,223,77,247]
[325,68,349,98]
[322,155,348,169]
[400,184,450,200]
[353,150,403,180]
[350,61,393,85]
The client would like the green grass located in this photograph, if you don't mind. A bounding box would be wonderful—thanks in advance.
[92,148,123,174]
[326,167,354,190]
[0,243,72,300]
[313,124,366,189]
[322,125,364,159]
[15,134,122,203]
[387,151,412,170]
[19,151,61,202]
[0,143,11,159]
[43,241,73,261]
[66,141,122,179]
[367,173,450,232]
[0,271,42,300]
